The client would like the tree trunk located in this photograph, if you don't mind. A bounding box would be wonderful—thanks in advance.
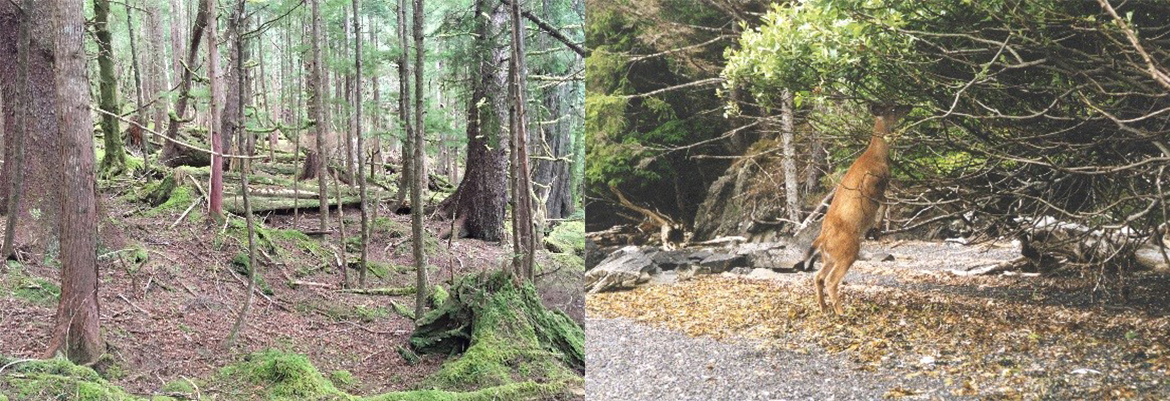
[146,3,167,135]
[310,0,329,230]
[436,0,509,242]
[226,0,256,349]
[411,0,428,320]
[45,0,102,364]
[509,0,537,279]
[207,0,224,219]
[395,0,413,209]
[125,3,146,156]
[780,89,800,224]
[94,0,126,177]
[354,0,369,288]
[160,0,211,168]
[1,0,32,260]
[532,0,573,220]
[0,0,62,251]
[221,0,245,171]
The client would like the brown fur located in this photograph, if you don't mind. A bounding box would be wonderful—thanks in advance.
[809,104,911,315]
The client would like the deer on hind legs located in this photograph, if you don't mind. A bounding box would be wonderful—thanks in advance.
[797,104,912,316]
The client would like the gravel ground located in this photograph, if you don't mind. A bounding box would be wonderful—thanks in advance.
[587,317,953,401]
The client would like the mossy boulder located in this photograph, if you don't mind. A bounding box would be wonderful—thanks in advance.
[0,357,144,401]
[410,273,585,391]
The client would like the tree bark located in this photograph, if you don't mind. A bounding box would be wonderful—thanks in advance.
[227,0,255,349]
[309,0,329,230]
[394,0,414,209]
[207,0,224,219]
[0,0,62,250]
[45,0,102,364]
[354,0,369,288]
[94,0,126,177]
[436,0,509,242]
[221,0,245,171]
[1,0,32,260]
[125,3,146,155]
[160,0,211,168]
[145,3,167,134]
[780,89,800,224]
[509,0,537,279]
[411,0,428,320]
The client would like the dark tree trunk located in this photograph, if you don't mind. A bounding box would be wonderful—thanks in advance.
[531,0,573,220]
[509,0,537,279]
[394,0,413,208]
[411,0,428,319]
[354,0,369,288]
[46,0,102,364]
[1,0,32,259]
[309,0,329,229]
[160,0,211,168]
[0,0,62,251]
[437,0,509,242]
[94,0,126,177]
[221,0,245,171]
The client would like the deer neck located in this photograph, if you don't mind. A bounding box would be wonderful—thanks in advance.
[866,117,893,161]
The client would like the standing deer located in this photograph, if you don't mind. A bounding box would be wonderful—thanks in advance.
[797,104,912,315]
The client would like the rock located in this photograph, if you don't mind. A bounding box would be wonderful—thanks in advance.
[745,245,807,270]
[872,252,896,262]
[650,249,693,271]
[746,268,784,280]
[698,253,748,274]
[585,246,657,293]
[729,267,753,275]
[688,249,714,262]
[584,239,605,270]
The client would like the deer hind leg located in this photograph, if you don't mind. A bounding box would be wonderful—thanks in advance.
[825,253,857,316]
[814,254,834,313]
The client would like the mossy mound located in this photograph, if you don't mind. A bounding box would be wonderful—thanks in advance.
[214,349,575,401]
[0,357,144,401]
[410,273,585,391]
[213,350,349,400]
[3,263,61,306]
[543,221,586,257]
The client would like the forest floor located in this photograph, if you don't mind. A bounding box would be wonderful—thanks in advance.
[0,162,584,398]
[587,240,1170,400]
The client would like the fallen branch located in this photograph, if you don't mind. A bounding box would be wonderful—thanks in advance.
[117,293,152,318]
[338,286,416,296]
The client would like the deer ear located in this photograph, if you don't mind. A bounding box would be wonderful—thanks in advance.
[868,103,883,116]
[896,105,914,115]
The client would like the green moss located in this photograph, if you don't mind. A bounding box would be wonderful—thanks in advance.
[214,349,350,401]
[430,285,449,308]
[390,300,416,320]
[230,252,272,296]
[159,379,192,395]
[360,381,570,401]
[143,185,195,217]
[12,276,60,306]
[547,252,585,273]
[209,350,575,401]
[543,221,586,256]
[328,370,357,390]
[0,357,145,401]
[373,217,408,238]
[411,273,584,391]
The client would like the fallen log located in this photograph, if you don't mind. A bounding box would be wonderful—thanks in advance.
[338,286,416,296]
[1018,216,1169,272]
